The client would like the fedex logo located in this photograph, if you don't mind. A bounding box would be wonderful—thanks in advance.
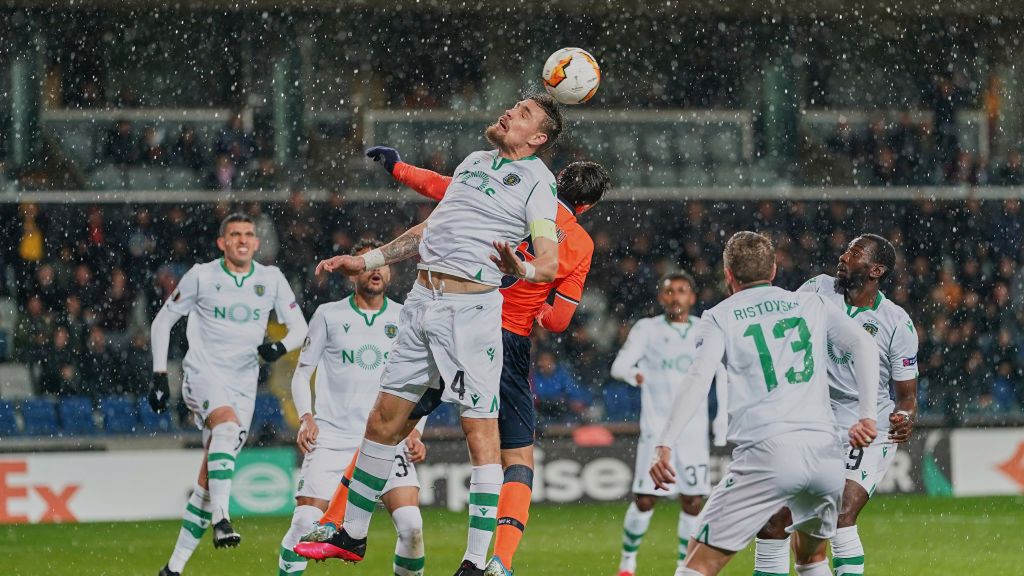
[0,461,80,524]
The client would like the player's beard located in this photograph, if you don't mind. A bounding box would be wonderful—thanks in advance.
[485,124,505,149]
[835,270,866,292]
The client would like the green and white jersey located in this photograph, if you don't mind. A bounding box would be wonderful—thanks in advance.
[697,285,856,448]
[299,295,403,443]
[165,259,302,387]
[799,274,919,432]
[419,150,558,285]
[611,314,708,436]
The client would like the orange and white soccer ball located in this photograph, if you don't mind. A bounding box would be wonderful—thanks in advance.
[542,47,601,105]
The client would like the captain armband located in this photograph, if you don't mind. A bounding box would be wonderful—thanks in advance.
[529,219,557,242]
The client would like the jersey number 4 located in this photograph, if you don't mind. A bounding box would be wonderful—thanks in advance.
[451,370,467,401]
[742,317,815,392]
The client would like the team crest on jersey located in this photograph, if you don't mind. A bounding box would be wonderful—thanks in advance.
[254,284,265,297]
[385,323,398,339]
[503,173,521,186]
[862,322,879,336]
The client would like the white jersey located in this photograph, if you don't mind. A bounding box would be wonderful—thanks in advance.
[299,295,403,444]
[165,259,301,387]
[418,150,558,285]
[799,275,919,431]
[695,285,861,448]
[611,315,709,436]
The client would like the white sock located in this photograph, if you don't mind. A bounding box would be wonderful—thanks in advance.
[619,501,654,572]
[677,512,699,566]
[167,484,212,573]
[463,464,502,569]
[342,439,397,539]
[675,568,706,576]
[796,559,832,576]
[278,505,322,575]
[754,535,792,575]
[206,421,242,523]
[831,525,864,575]
[392,505,425,576]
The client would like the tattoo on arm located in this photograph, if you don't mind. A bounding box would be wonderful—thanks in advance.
[380,223,425,264]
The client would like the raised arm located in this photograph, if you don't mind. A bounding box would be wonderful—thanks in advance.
[367,145,453,201]
[316,221,428,277]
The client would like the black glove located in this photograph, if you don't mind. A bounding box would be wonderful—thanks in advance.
[148,373,170,413]
[365,146,401,174]
[258,341,287,363]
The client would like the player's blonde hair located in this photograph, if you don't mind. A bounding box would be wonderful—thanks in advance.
[723,231,775,284]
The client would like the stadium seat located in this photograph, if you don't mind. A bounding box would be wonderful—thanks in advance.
[57,128,97,167]
[646,165,678,187]
[126,167,164,190]
[20,397,60,436]
[675,127,705,164]
[706,128,741,165]
[165,167,203,190]
[59,396,97,435]
[679,166,711,187]
[601,381,641,422]
[0,400,19,436]
[137,396,174,434]
[100,395,139,435]
[88,165,127,190]
[252,394,287,437]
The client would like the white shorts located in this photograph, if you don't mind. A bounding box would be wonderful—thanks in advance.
[633,433,711,497]
[692,431,845,552]
[843,440,897,497]
[380,282,503,419]
[296,439,420,501]
[182,372,255,433]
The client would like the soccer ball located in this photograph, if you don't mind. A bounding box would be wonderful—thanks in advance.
[542,47,601,105]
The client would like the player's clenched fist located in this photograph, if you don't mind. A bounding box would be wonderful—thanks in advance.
[315,254,366,277]
[296,413,319,455]
[649,445,677,491]
[887,409,914,444]
[848,418,878,448]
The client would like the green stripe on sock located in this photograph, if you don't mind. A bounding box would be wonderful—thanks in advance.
[622,542,640,552]
[280,546,305,563]
[347,489,378,512]
[678,537,687,546]
[678,552,686,560]
[469,515,497,532]
[468,492,499,507]
[352,467,387,492]
[208,468,235,480]
[623,528,646,541]
[752,572,789,576]
[208,452,236,463]
[833,555,866,567]
[186,502,212,521]
[181,519,206,539]
[394,555,426,571]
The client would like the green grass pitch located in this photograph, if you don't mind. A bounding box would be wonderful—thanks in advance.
[2,496,1021,575]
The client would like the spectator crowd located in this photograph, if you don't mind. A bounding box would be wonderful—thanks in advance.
[1,195,1022,431]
